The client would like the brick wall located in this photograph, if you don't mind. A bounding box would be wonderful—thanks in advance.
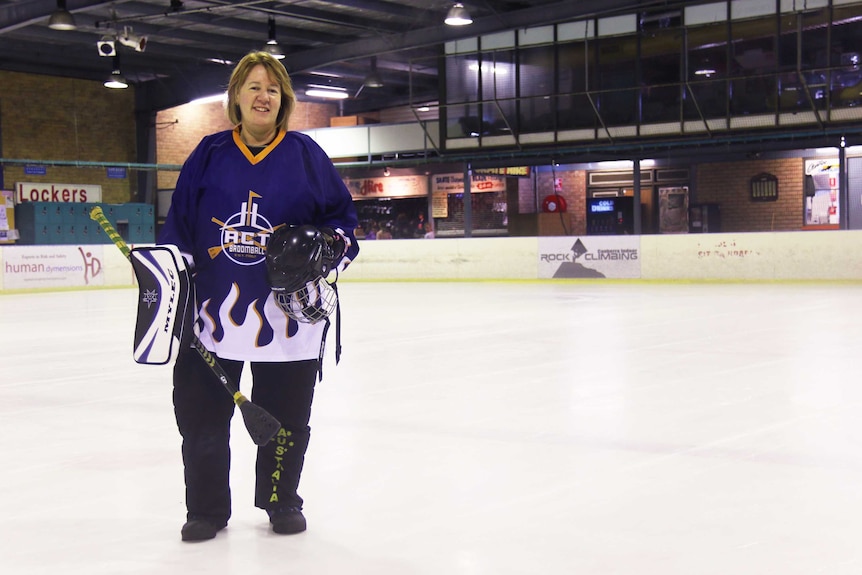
[0,69,338,203]
[535,168,587,235]
[155,98,337,190]
[154,100,233,190]
[695,157,803,232]
[0,71,137,203]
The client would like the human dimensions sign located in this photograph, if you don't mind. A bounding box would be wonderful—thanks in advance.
[3,245,105,289]
[15,182,103,203]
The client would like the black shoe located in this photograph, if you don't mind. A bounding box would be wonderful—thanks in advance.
[268,507,307,535]
[181,519,226,542]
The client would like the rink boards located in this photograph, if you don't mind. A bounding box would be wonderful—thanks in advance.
[1,229,861,291]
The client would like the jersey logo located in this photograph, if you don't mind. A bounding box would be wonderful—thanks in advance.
[208,191,275,266]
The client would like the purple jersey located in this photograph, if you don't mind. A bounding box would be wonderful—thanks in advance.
[159,127,359,361]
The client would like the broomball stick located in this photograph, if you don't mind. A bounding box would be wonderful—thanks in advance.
[89,206,281,446]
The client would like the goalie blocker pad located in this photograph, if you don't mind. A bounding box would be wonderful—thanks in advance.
[130,245,194,365]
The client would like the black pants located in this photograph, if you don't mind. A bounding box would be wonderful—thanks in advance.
[172,347,318,525]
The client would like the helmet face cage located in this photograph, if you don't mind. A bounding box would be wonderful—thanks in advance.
[273,276,336,324]
[267,225,337,324]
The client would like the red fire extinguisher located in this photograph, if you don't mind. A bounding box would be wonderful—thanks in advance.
[542,194,567,213]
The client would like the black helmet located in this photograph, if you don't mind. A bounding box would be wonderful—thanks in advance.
[266,225,337,324]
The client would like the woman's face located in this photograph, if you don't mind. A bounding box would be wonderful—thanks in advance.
[236,64,282,133]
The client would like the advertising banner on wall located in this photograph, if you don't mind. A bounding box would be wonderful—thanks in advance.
[3,245,105,289]
[345,175,427,200]
[539,236,641,279]
[432,173,507,194]
[473,166,531,177]
[15,182,103,204]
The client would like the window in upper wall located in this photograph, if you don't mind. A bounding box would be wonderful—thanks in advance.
[445,52,478,106]
[518,44,556,133]
[640,21,683,124]
[685,22,729,120]
[557,40,597,130]
[830,4,862,108]
[777,9,830,113]
[596,35,638,125]
[729,16,777,116]
[481,49,516,135]
[445,52,483,138]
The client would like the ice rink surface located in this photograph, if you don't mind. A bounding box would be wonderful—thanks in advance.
[2,280,862,575]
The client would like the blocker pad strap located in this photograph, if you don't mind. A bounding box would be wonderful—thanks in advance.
[130,245,194,365]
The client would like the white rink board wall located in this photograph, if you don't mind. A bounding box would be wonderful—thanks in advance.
[538,236,640,279]
[639,230,862,281]
[342,236,538,281]
[2,230,862,290]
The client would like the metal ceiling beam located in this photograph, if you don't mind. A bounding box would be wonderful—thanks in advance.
[316,0,433,21]
[0,0,112,33]
[251,1,409,33]
[96,2,349,45]
[133,0,658,111]
[283,0,668,70]
[107,0,405,34]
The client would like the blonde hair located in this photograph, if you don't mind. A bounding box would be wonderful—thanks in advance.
[226,51,296,131]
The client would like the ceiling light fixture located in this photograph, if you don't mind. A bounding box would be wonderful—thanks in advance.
[190,93,227,105]
[97,35,117,57]
[104,55,129,89]
[445,3,472,26]
[104,70,129,89]
[118,26,148,52]
[48,0,76,31]
[309,70,342,78]
[363,56,384,89]
[308,83,347,91]
[263,17,285,60]
[306,88,349,100]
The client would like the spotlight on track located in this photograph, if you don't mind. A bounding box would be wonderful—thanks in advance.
[118,27,147,52]
[97,36,117,57]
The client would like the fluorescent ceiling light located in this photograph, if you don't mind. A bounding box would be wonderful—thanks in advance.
[190,93,227,105]
[306,89,349,100]
[595,160,634,169]
[307,84,346,91]
[309,70,342,78]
